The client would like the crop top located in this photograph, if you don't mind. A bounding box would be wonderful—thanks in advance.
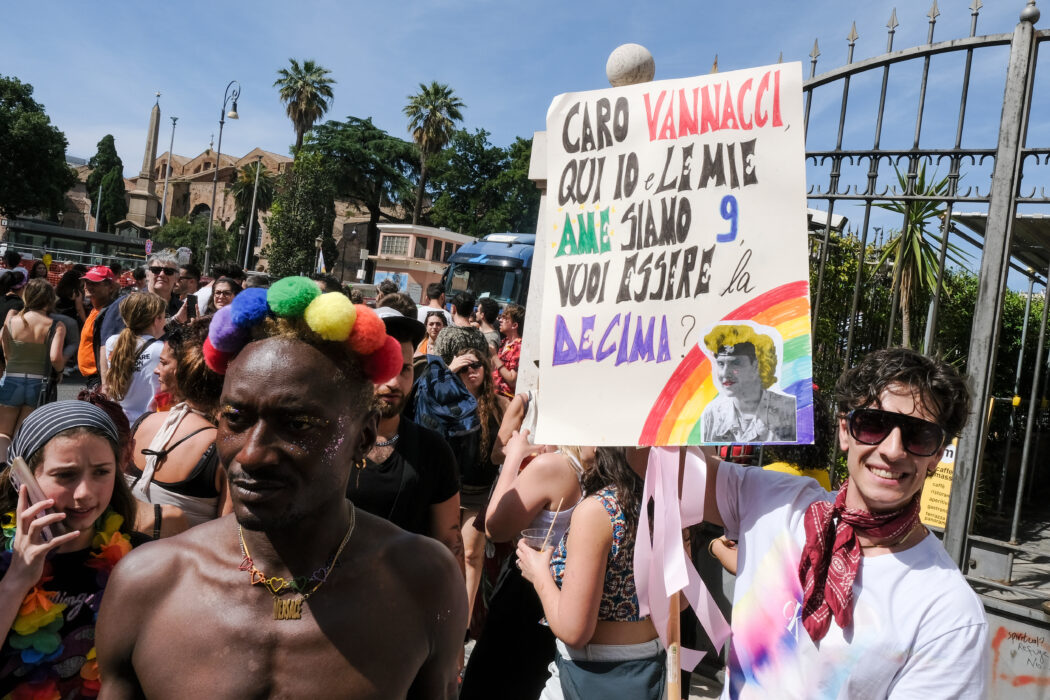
[549,485,644,623]
[525,451,584,547]
[126,407,220,526]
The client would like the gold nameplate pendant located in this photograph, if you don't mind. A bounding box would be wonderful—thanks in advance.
[273,598,303,620]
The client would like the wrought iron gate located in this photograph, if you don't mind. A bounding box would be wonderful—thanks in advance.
[803,2,1050,690]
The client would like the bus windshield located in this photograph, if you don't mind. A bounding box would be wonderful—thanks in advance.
[445,264,522,304]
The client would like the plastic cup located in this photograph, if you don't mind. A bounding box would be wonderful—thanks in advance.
[520,528,549,551]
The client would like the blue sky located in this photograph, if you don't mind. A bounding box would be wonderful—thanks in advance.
[3,0,1027,169]
[5,0,1045,290]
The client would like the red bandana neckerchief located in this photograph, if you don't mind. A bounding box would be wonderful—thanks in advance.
[797,480,921,642]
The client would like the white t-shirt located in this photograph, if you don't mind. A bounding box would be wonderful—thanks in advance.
[104,334,163,423]
[716,461,988,700]
[416,305,452,326]
[195,283,212,315]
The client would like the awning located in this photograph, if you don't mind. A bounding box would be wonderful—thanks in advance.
[953,212,1050,276]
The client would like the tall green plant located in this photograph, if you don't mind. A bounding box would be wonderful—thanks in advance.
[873,165,969,349]
[0,75,76,217]
[86,135,123,224]
[230,162,275,232]
[263,151,336,277]
[403,81,465,224]
[274,59,336,153]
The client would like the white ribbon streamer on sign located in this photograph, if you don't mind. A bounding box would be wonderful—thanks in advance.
[634,446,732,671]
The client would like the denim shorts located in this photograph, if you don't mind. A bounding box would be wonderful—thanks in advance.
[0,373,45,407]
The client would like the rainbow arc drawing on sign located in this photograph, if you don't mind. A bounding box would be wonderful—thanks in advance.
[639,280,813,446]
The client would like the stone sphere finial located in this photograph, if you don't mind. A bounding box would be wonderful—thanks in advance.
[1021,0,1040,23]
[606,44,655,87]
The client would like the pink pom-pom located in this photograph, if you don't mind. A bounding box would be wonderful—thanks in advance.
[361,335,403,384]
[202,337,234,375]
[347,305,386,355]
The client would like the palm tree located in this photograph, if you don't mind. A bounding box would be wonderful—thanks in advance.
[274,59,336,153]
[404,81,465,224]
[873,165,968,350]
[230,162,276,232]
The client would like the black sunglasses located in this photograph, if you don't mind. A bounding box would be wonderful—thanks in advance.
[457,361,484,372]
[149,266,177,276]
[847,408,946,457]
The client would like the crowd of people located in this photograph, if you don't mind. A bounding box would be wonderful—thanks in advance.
[0,248,988,699]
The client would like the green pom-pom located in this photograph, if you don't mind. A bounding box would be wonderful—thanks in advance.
[267,276,321,317]
[304,293,357,341]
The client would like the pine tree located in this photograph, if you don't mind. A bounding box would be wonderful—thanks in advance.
[98,168,128,232]
[87,135,123,222]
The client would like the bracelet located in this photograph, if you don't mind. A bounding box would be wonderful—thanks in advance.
[707,537,730,558]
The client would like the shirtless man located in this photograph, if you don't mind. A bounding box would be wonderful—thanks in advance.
[96,313,466,697]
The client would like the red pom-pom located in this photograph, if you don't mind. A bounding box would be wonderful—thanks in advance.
[347,305,386,355]
[361,335,403,384]
[202,337,234,375]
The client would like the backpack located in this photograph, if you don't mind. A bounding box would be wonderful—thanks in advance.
[409,354,481,473]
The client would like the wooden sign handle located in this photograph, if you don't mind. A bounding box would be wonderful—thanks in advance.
[667,591,681,700]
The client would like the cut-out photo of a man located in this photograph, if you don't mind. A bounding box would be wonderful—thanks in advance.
[700,323,797,443]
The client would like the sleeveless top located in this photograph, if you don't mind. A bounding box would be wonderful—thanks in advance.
[2,319,51,375]
[525,451,585,550]
[125,403,220,526]
[549,485,645,622]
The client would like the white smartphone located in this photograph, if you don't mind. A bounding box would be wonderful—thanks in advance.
[8,457,64,542]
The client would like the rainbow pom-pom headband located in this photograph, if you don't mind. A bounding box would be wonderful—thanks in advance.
[203,276,402,384]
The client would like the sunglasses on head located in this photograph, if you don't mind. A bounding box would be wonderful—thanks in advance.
[149,266,177,276]
[847,408,946,457]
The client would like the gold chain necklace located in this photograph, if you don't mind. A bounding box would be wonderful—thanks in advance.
[859,522,924,549]
[237,508,356,620]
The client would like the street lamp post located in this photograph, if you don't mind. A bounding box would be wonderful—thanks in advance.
[204,80,240,274]
[160,116,177,226]
[243,155,263,271]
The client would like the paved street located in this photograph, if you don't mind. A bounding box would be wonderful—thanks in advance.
[56,370,89,401]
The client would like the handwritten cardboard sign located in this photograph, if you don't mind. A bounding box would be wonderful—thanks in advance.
[535,63,813,446]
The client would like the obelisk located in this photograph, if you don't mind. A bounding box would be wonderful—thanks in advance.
[127,94,162,227]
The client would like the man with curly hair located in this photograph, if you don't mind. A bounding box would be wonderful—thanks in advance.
[702,347,986,698]
[700,324,797,443]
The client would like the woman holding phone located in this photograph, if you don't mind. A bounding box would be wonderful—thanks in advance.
[0,401,141,699]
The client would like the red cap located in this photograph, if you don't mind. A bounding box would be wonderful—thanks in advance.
[83,266,116,283]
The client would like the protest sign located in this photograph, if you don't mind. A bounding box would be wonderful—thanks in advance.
[535,63,813,446]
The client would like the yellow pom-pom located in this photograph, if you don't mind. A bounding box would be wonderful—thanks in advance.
[304,293,357,341]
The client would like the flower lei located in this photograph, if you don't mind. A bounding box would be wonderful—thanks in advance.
[202,277,402,384]
[1,509,131,699]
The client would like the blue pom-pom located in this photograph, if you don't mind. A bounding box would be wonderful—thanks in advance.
[230,288,270,330]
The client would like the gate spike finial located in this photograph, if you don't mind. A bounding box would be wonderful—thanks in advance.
[969,0,982,14]
[928,0,940,21]
[810,39,820,60]
[887,8,899,32]
[777,51,783,64]
[1020,0,1039,23]
[847,22,859,45]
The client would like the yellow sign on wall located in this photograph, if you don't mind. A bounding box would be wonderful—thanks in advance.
[920,439,956,528]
